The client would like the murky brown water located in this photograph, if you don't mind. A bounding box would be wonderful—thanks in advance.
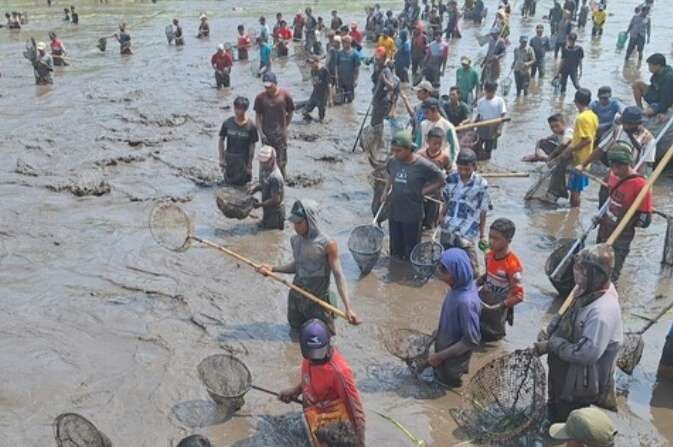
[1,0,672,446]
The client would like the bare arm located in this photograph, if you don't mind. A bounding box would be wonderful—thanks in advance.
[479,210,487,241]
[326,241,361,324]
[256,112,266,142]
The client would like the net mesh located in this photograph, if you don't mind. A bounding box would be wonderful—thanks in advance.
[215,189,257,220]
[617,332,645,376]
[450,350,546,444]
[524,165,555,201]
[384,329,434,374]
[545,238,581,296]
[54,413,112,447]
[410,241,443,280]
[198,354,252,405]
[315,421,359,447]
[149,202,193,252]
[348,225,384,275]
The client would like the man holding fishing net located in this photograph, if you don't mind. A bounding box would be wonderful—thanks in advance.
[534,244,623,423]
[258,200,361,336]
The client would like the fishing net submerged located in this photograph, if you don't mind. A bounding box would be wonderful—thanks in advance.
[348,224,384,275]
[450,350,546,444]
[410,240,443,280]
[215,189,257,219]
[545,238,581,296]
[54,413,112,447]
[149,202,193,251]
[198,354,252,406]
[384,329,434,374]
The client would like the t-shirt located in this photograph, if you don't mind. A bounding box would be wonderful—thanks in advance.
[483,251,524,307]
[310,66,330,98]
[386,156,443,222]
[260,42,272,65]
[593,10,607,26]
[337,50,361,86]
[529,35,550,59]
[590,98,624,133]
[561,45,584,73]
[349,30,364,44]
[444,101,471,127]
[211,51,233,71]
[276,27,292,41]
[603,173,653,239]
[476,96,506,120]
[417,117,459,162]
[571,109,598,165]
[219,117,259,156]
[456,67,480,102]
[254,89,295,136]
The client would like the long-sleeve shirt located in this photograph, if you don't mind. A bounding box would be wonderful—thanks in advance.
[627,14,651,39]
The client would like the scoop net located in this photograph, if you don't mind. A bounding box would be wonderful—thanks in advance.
[215,189,257,220]
[348,225,384,275]
[149,202,193,252]
[384,329,434,374]
[617,332,645,376]
[545,238,582,297]
[198,354,252,406]
[450,350,547,444]
[54,413,112,447]
[315,421,359,447]
[410,240,443,281]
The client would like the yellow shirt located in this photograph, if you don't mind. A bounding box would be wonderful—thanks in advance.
[592,10,606,27]
[571,109,599,165]
[377,35,396,59]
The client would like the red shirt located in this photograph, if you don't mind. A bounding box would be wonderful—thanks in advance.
[301,349,365,440]
[50,39,64,53]
[211,51,232,71]
[484,251,524,307]
[349,29,364,44]
[607,172,653,217]
[237,34,251,49]
[276,27,292,40]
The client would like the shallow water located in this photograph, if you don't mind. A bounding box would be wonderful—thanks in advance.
[1,0,672,446]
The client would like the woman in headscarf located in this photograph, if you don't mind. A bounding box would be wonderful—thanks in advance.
[535,244,623,422]
[427,248,481,387]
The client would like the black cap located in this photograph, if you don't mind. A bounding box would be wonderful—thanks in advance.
[621,106,644,125]
[646,53,666,66]
[456,149,478,165]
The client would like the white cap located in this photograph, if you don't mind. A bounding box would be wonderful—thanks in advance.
[36,42,47,51]
[256,145,276,162]
[217,43,224,51]
[334,36,342,43]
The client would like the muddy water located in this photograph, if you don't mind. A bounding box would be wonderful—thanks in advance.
[1,0,672,446]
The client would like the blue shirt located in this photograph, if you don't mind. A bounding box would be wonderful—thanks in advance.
[590,98,624,132]
[668,322,673,338]
[260,43,272,65]
[395,40,411,69]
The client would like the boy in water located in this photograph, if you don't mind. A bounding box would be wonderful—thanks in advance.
[236,25,251,61]
[477,218,524,342]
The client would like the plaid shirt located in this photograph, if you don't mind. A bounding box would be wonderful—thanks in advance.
[441,172,492,239]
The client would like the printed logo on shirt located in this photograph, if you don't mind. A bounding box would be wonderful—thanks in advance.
[394,169,408,184]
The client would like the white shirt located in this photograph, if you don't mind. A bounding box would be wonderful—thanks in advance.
[476,96,507,121]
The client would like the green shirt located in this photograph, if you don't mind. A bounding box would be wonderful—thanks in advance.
[456,66,479,102]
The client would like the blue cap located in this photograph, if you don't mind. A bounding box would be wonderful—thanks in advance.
[300,319,331,360]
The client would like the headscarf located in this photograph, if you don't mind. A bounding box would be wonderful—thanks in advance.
[440,248,475,291]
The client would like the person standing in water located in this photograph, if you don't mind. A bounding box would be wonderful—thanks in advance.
[197,14,209,39]
[236,25,252,61]
[49,32,67,66]
[258,200,361,335]
[218,96,258,185]
[115,23,132,55]
[33,42,53,85]
[249,146,285,230]
[211,44,232,89]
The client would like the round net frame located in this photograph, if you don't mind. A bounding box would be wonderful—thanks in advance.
[617,332,645,376]
[545,238,582,297]
[54,413,112,447]
[524,165,555,202]
[384,329,434,374]
[215,190,257,220]
[449,350,547,444]
[410,241,443,281]
[348,225,385,275]
[198,354,252,406]
[149,202,193,252]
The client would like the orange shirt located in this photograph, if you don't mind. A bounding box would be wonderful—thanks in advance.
[483,250,524,307]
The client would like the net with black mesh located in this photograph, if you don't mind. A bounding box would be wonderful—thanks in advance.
[198,354,252,407]
[617,332,645,376]
[410,240,443,281]
[215,189,257,220]
[348,224,384,275]
[545,238,582,296]
[54,413,112,447]
[384,329,434,374]
[449,350,547,444]
[149,202,193,252]
[315,421,359,447]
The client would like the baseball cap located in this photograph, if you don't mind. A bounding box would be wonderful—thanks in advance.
[300,319,331,360]
[415,80,434,93]
[597,86,612,98]
[519,35,528,42]
[262,71,278,87]
[288,200,307,223]
[620,106,644,125]
[461,56,471,65]
[256,145,276,162]
[549,407,617,447]
[390,131,416,150]
[646,53,666,66]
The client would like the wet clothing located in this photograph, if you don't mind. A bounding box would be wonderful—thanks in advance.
[301,349,366,446]
[330,16,343,31]
[456,66,480,104]
[658,323,673,380]
[237,34,251,60]
[577,5,590,28]
[479,251,524,341]
[33,53,53,84]
[288,202,335,333]
[444,101,471,127]
[386,156,443,259]
[417,118,459,162]
[254,89,294,172]
[483,38,506,85]
[570,109,598,166]
[411,33,429,77]
[423,40,448,88]
[512,46,536,96]
[198,22,210,38]
[212,51,233,88]
[559,45,584,93]
[644,65,673,115]
[259,164,285,229]
[547,284,623,422]
[376,35,396,60]
[597,173,652,280]
[434,249,481,385]
[118,31,132,54]
[370,65,397,126]
[305,66,330,121]
[394,39,411,84]
[475,95,506,159]
[219,118,258,185]
[337,49,361,102]
[50,39,66,66]
[529,35,551,78]
[590,99,624,138]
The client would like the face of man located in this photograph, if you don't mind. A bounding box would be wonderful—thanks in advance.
[261,157,275,170]
[484,89,495,99]
[488,229,509,253]
[392,145,413,161]
[264,84,277,95]
[427,137,442,155]
[417,89,430,101]
[519,40,527,48]
[648,63,660,74]
[293,220,309,236]
[599,95,610,106]
[427,108,440,121]
[536,27,543,35]
[457,163,475,181]
[610,161,630,178]
[449,89,460,103]
[623,122,639,133]
[234,106,246,120]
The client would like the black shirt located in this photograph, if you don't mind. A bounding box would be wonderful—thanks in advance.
[561,45,584,73]
[311,66,331,97]
[219,117,259,156]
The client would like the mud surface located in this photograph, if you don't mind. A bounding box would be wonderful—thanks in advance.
[1,1,673,446]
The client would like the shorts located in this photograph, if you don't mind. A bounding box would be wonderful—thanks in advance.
[567,171,589,192]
